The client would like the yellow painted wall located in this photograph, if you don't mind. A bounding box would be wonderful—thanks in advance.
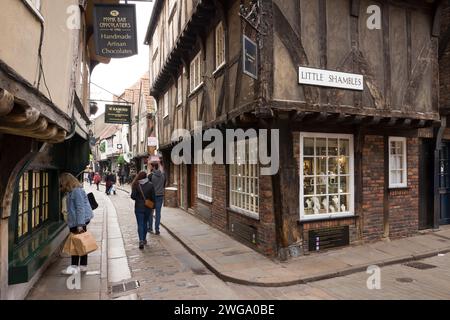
[0,0,85,115]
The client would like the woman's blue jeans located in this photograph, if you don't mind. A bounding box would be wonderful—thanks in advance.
[135,208,151,241]
[148,196,164,232]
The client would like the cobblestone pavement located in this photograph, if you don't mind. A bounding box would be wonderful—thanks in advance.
[110,188,450,300]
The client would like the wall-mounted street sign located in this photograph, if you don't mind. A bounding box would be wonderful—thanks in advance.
[299,66,364,91]
[243,35,258,80]
[93,4,138,58]
[105,105,131,124]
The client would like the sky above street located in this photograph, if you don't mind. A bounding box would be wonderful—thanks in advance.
[90,0,153,119]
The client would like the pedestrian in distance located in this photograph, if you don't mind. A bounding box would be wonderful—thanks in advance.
[148,162,166,236]
[93,172,101,191]
[131,171,156,249]
[111,170,117,195]
[59,173,94,274]
[105,172,113,195]
[88,171,93,186]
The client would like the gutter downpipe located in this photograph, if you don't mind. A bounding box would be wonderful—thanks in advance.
[434,116,446,229]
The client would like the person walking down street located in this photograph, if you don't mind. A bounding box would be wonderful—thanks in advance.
[105,172,113,195]
[93,172,101,191]
[131,171,156,249]
[88,171,93,186]
[148,163,166,235]
[60,173,94,274]
[111,171,117,195]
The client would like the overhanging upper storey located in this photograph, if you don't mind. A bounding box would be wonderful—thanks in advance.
[146,0,216,97]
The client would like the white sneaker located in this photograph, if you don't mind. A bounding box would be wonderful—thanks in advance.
[79,266,88,272]
[61,265,79,275]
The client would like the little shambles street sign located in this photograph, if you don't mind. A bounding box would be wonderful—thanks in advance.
[299,66,364,91]
[93,4,138,58]
[105,105,131,124]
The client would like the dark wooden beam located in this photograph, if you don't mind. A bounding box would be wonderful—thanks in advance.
[351,0,361,17]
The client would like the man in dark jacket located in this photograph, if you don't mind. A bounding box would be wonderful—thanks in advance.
[148,163,166,235]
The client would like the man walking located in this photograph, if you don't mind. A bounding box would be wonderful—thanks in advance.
[148,162,166,235]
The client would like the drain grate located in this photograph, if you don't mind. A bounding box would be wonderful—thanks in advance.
[404,262,437,270]
[396,277,414,283]
[110,280,140,294]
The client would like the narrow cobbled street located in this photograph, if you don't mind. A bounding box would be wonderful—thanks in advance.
[28,185,450,300]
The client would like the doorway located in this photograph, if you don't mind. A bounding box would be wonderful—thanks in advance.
[419,139,434,229]
[439,142,450,225]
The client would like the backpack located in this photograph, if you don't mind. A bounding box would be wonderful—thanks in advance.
[87,192,99,210]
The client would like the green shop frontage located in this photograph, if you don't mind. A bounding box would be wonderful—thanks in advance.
[0,132,90,299]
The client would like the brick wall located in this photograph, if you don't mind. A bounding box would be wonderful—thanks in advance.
[188,163,277,257]
[388,138,419,238]
[361,135,385,241]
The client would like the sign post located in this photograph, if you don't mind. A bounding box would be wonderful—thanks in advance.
[104,105,132,125]
[93,4,138,58]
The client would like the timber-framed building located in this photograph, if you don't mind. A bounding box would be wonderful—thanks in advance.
[146,0,448,259]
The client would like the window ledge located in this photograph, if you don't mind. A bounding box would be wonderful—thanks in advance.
[197,195,213,203]
[9,221,67,285]
[389,185,408,190]
[213,63,226,77]
[22,0,44,22]
[299,213,356,224]
[189,82,204,98]
[228,206,260,221]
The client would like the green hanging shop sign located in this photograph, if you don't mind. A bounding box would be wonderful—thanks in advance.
[105,104,131,125]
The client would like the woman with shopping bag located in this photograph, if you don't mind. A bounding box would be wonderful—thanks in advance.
[60,173,94,274]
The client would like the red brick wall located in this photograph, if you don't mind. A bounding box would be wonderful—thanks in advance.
[388,138,419,238]
[361,135,385,241]
[211,164,227,230]
[189,162,277,257]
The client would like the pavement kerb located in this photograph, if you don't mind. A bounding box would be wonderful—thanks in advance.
[100,193,109,300]
[112,185,450,288]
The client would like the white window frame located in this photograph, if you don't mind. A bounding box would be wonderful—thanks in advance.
[177,76,182,106]
[388,137,407,188]
[197,164,213,202]
[215,22,226,70]
[190,52,203,93]
[163,92,169,118]
[299,132,355,222]
[229,138,259,219]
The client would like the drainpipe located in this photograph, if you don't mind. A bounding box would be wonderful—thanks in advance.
[434,116,446,229]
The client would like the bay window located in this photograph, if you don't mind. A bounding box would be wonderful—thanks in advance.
[16,171,50,241]
[389,137,407,188]
[300,133,354,221]
[229,138,259,218]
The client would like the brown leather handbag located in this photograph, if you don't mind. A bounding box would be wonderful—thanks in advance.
[139,184,155,209]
